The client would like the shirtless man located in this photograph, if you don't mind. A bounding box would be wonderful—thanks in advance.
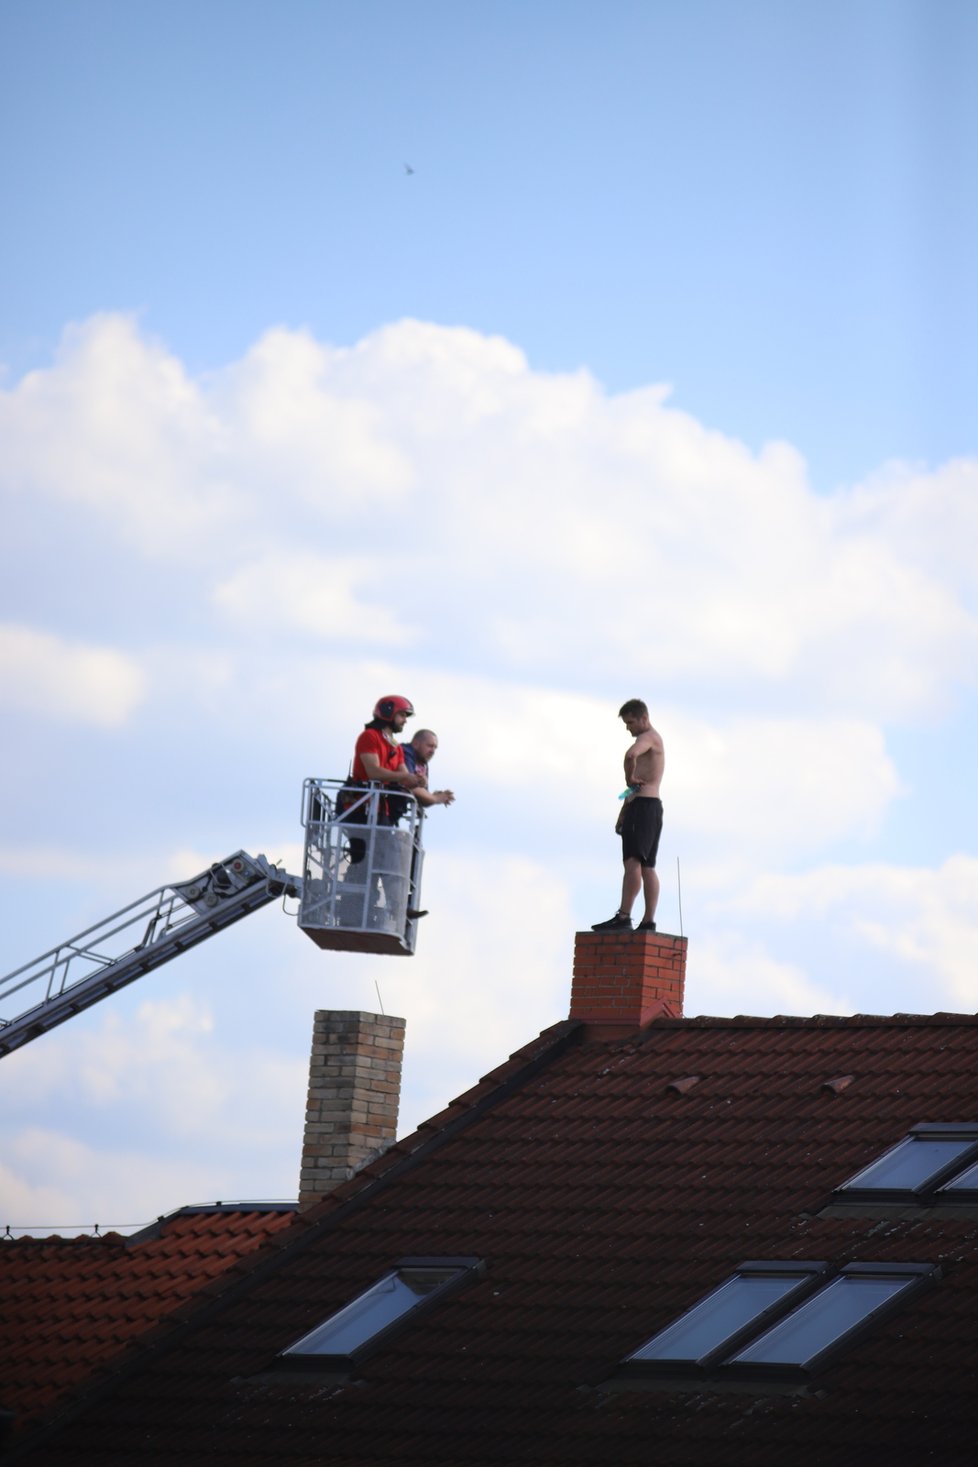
[592,699,664,933]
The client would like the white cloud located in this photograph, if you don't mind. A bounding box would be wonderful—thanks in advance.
[3,314,976,719]
[687,931,855,1019]
[733,854,978,1011]
[0,314,242,559]
[0,996,216,1111]
[666,712,902,855]
[0,992,310,1225]
[845,456,978,596]
[0,1150,81,1231]
[213,550,415,644]
[0,623,146,726]
[215,325,414,512]
[0,1128,232,1233]
[345,318,532,431]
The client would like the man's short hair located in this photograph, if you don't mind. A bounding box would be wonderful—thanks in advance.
[618,699,648,719]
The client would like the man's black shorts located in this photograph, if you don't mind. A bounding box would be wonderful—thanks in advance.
[621,797,663,868]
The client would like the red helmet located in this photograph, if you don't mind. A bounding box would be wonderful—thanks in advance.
[373,695,415,722]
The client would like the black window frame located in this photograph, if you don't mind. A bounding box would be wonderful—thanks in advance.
[275,1255,485,1377]
[823,1123,978,1216]
[612,1260,939,1395]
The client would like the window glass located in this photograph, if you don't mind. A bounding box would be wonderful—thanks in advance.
[840,1135,974,1192]
[938,1157,978,1192]
[629,1273,806,1364]
[285,1266,462,1357]
[730,1273,908,1367]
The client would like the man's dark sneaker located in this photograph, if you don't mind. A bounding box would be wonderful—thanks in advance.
[407,908,429,920]
[636,920,657,932]
[591,913,633,932]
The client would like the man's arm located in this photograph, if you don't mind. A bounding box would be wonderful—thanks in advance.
[359,751,424,789]
[414,787,455,808]
[622,735,645,784]
[627,724,665,792]
[624,730,663,784]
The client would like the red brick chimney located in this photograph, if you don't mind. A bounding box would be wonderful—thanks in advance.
[570,930,687,1036]
[298,1010,405,1211]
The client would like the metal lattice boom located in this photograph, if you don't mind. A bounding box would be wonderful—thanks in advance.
[0,852,299,1059]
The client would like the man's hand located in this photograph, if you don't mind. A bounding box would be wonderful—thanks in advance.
[415,787,455,808]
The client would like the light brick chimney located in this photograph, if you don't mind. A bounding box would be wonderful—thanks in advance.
[570,930,687,1036]
[298,1010,405,1212]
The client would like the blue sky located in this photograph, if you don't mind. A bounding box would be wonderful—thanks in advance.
[1,0,977,1233]
[4,0,975,486]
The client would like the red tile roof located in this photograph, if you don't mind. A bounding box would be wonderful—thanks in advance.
[0,1203,295,1435]
[9,1009,978,1464]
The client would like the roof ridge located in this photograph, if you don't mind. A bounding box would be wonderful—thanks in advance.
[655,1011,978,1028]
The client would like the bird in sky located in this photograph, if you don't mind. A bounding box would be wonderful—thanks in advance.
[404,162,415,175]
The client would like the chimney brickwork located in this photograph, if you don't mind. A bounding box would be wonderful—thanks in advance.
[299,1010,405,1212]
[570,930,687,1033]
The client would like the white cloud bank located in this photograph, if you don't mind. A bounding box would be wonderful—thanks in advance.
[2,314,977,721]
[0,623,146,726]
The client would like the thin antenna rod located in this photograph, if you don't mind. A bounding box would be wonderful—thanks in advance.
[374,979,386,1016]
[676,857,684,939]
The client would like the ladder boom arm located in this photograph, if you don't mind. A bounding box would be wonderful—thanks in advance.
[0,852,299,1059]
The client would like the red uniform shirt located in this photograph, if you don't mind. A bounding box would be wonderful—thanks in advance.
[352,727,405,783]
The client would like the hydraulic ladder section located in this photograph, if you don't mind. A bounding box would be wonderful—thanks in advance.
[0,852,299,1059]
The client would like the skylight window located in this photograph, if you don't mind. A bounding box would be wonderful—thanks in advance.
[828,1124,978,1212]
[627,1264,826,1371]
[728,1267,924,1372]
[279,1256,483,1373]
[616,1261,937,1393]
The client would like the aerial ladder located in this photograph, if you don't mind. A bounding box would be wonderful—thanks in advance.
[0,779,425,1059]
